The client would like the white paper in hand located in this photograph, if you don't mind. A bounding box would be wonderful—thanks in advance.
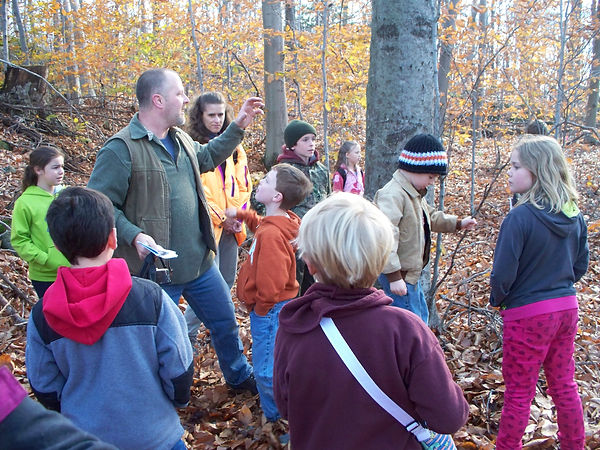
[136,241,178,259]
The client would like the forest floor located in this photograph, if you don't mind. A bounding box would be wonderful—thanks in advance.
[0,99,599,449]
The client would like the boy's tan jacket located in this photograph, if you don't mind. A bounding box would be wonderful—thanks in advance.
[374,170,458,285]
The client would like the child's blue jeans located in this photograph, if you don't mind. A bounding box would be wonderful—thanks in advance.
[378,275,429,325]
[250,300,289,422]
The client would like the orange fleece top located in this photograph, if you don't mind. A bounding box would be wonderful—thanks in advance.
[235,209,301,316]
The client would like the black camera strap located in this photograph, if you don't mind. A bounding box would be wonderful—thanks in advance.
[138,254,172,284]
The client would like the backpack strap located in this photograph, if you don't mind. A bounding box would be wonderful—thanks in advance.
[336,167,347,186]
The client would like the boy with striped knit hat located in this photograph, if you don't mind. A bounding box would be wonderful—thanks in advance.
[374,134,477,325]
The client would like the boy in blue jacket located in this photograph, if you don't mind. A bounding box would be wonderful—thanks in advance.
[26,187,193,450]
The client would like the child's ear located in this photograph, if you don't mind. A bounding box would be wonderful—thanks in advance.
[273,191,283,204]
[107,228,118,250]
[304,258,318,276]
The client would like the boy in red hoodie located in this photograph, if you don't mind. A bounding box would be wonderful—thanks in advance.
[225,163,312,422]
[25,187,193,450]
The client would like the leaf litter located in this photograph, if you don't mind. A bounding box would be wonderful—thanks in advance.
[0,107,599,449]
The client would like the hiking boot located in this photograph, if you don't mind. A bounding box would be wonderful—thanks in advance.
[227,373,258,395]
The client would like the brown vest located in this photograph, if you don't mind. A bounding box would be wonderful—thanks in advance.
[108,126,217,275]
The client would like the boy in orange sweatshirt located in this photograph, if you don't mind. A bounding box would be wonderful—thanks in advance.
[225,163,312,422]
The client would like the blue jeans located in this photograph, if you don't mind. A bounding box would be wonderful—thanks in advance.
[184,233,239,338]
[171,440,187,450]
[162,263,252,386]
[250,301,288,421]
[378,275,429,325]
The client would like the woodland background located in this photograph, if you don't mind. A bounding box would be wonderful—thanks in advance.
[0,0,600,448]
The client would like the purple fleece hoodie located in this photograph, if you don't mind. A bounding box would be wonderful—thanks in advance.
[273,283,469,450]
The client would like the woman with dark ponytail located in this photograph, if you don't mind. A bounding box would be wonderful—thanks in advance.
[11,146,70,298]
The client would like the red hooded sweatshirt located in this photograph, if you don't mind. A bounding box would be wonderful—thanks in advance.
[43,259,132,345]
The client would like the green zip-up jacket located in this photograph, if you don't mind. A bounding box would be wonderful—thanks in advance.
[11,186,70,281]
[87,114,244,284]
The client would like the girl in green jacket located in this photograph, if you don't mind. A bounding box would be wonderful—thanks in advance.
[11,146,70,298]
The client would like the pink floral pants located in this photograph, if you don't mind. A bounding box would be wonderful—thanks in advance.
[496,309,584,450]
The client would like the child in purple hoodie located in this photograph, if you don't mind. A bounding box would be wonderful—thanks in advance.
[25,187,193,450]
[273,193,468,450]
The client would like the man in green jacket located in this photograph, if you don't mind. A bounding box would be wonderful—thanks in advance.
[88,68,263,393]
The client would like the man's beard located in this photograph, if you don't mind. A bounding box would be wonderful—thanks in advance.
[174,113,186,127]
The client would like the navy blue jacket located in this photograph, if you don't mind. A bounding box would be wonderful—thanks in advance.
[490,203,588,309]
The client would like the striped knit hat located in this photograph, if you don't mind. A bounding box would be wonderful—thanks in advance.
[397,134,448,175]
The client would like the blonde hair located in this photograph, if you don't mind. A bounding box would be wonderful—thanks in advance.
[297,192,394,289]
[514,135,578,213]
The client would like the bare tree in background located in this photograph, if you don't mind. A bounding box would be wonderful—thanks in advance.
[285,0,303,119]
[263,0,287,169]
[1,0,8,69]
[584,0,600,136]
[12,0,29,64]
[188,0,204,91]
[59,0,82,102]
[438,0,460,134]
[70,0,95,97]
[321,1,330,170]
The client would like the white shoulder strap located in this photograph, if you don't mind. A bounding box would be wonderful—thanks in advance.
[319,316,431,442]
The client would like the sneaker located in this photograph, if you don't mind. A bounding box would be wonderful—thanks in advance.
[227,373,258,395]
[279,433,290,445]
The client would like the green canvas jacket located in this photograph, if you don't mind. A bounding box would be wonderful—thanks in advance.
[87,114,244,283]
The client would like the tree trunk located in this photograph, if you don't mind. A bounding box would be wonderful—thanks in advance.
[340,0,349,26]
[262,0,287,169]
[1,65,48,105]
[470,0,487,137]
[0,0,8,69]
[321,1,330,171]
[438,0,459,134]
[285,0,302,119]
[188,0,204,91]
[365,0,438,197]
[584,0,600,131]
[140,0,153,35]
[60,0,81,102]
[51,9,61,54]
[366,0,439,327]
[555,0,567,140]
[11,0,29,64]
[70,0,95,97]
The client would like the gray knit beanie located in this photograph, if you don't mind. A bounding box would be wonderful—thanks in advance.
[284,120,317,149]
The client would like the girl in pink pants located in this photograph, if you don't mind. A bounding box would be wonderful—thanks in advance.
[490,135,588,449]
